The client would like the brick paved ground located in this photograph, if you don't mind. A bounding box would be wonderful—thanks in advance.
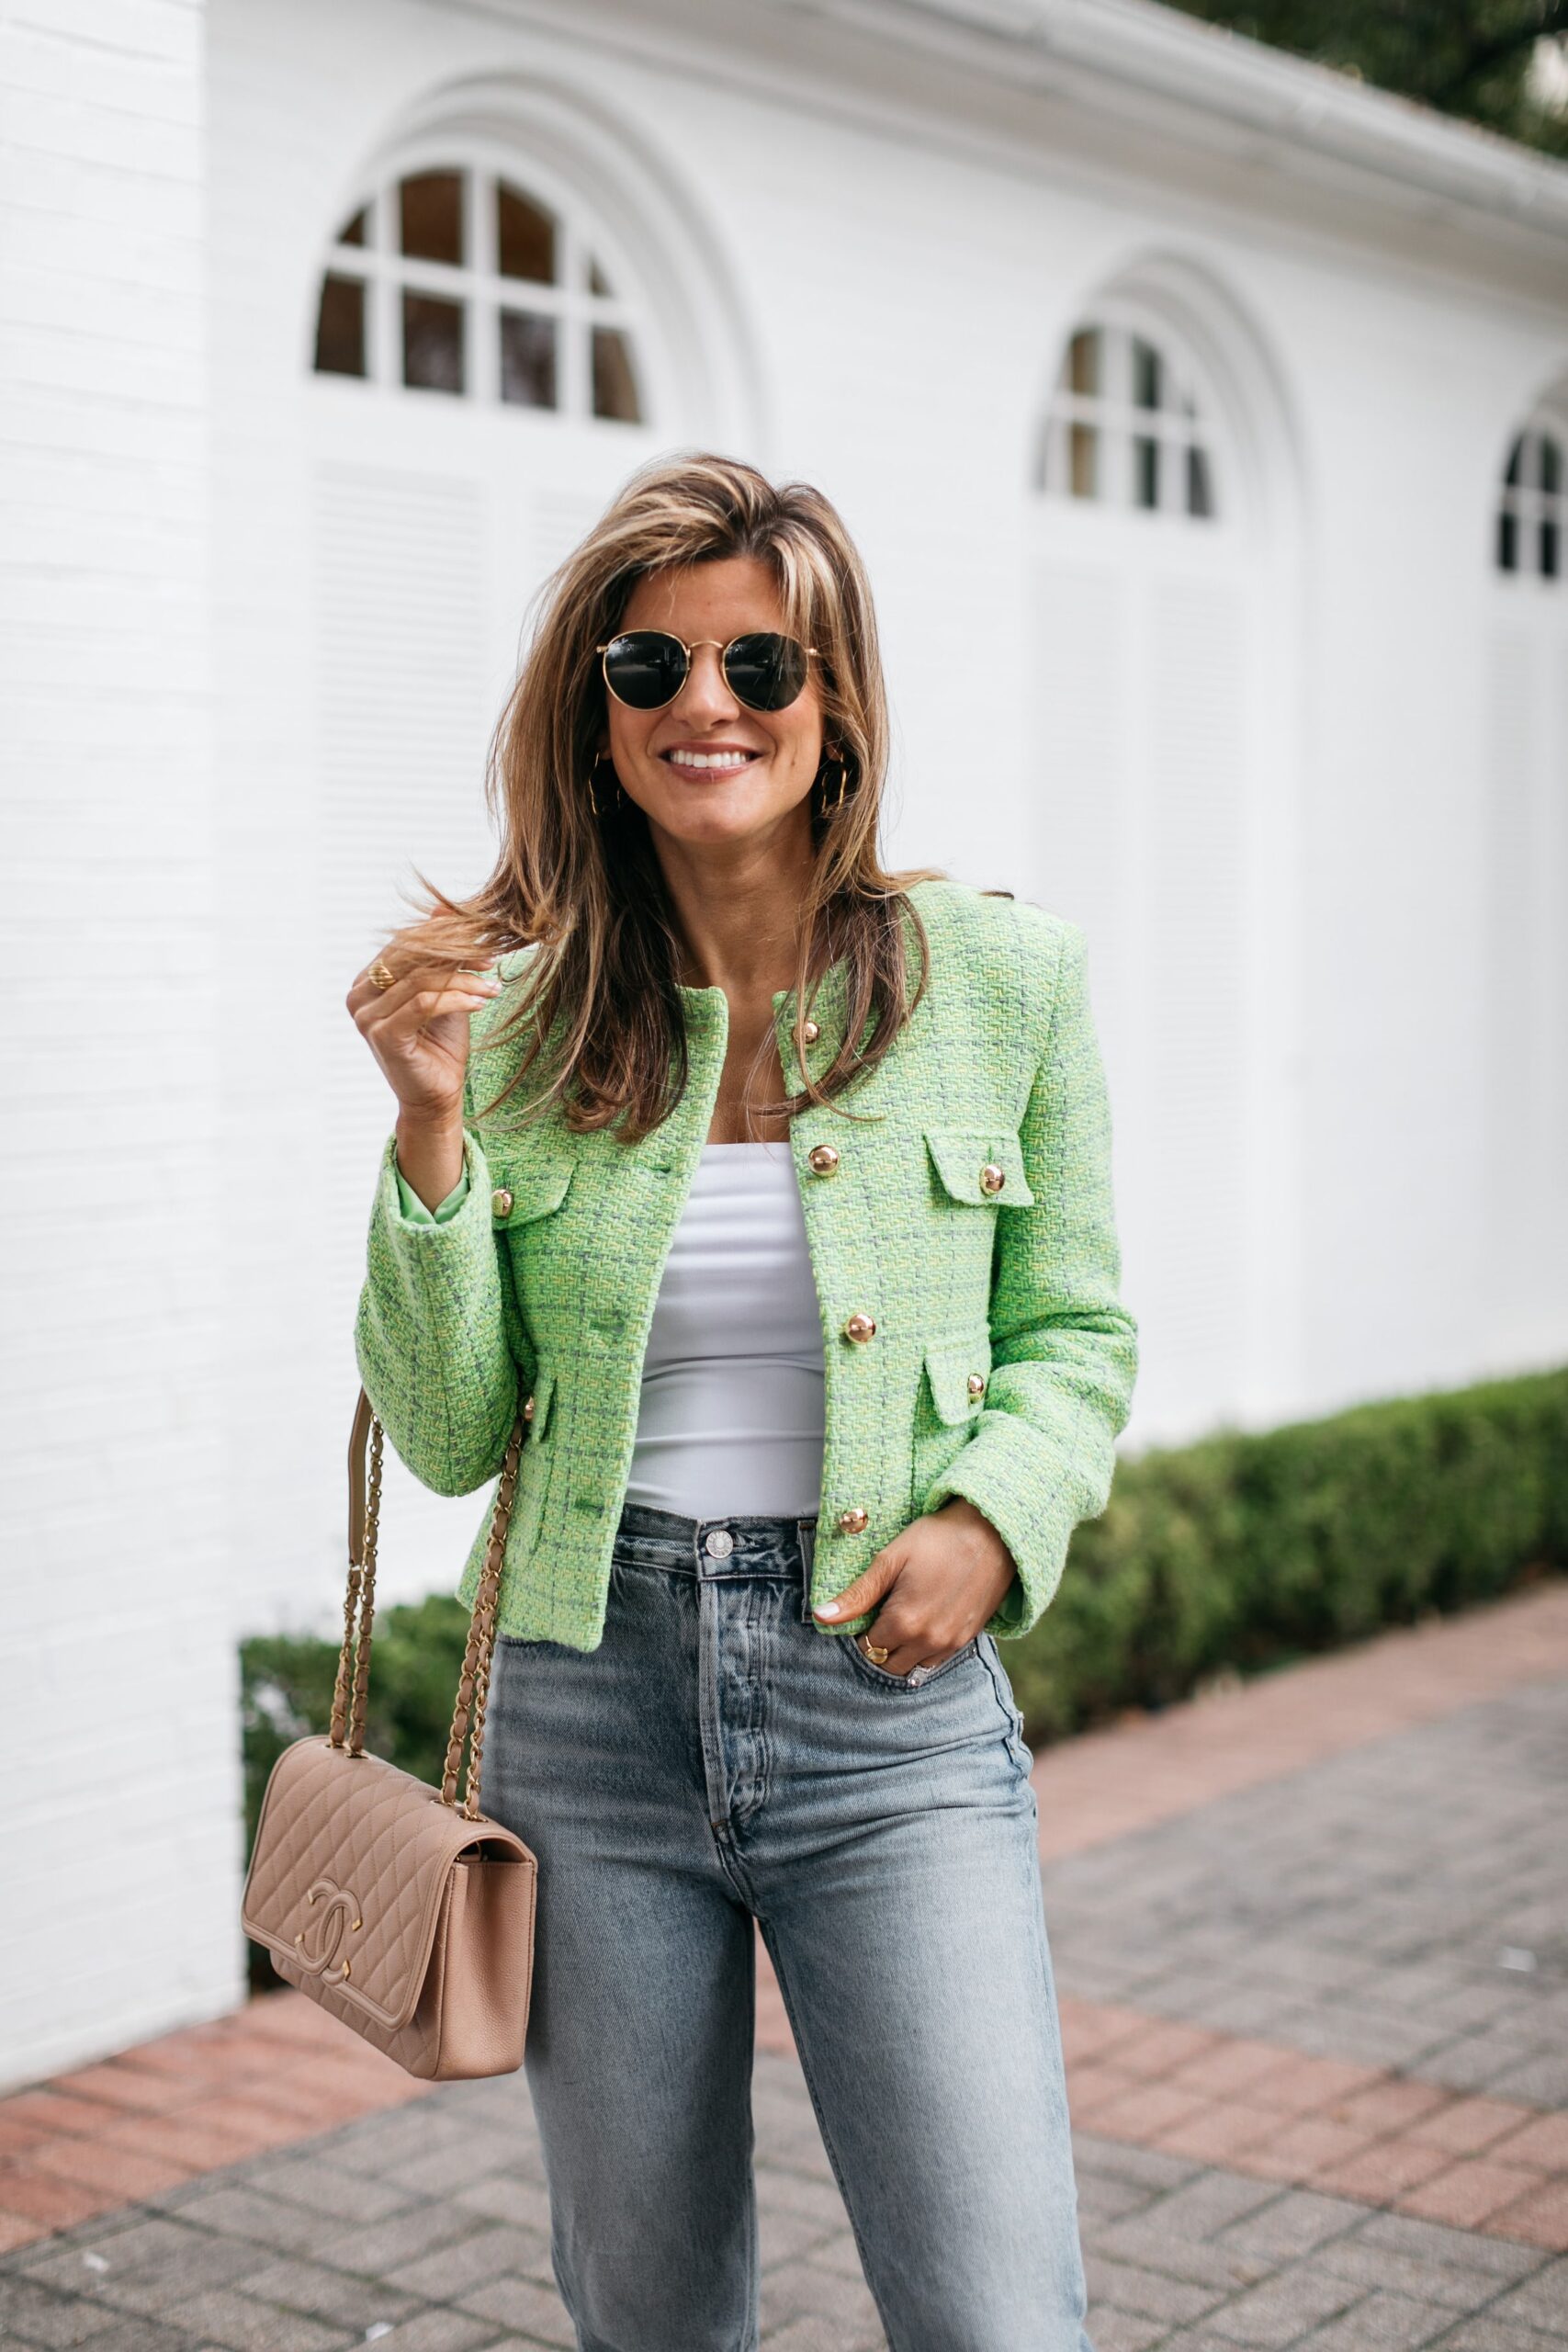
[1045,1682,1568,2111]
[2,1586,1564,2349]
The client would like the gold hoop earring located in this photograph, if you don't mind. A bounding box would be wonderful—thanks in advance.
[589,752,620,817]
[817,745,849,816]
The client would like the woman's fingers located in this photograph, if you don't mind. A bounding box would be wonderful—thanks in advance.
[347,960,501,1023]
[367,982,502,1039]
[863,1630,957,1675]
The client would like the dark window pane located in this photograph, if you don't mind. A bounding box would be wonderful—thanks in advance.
[314,274,367,377]
[1187,443,1213,518]
[402,290,464,392]
[500,310,557,407]
[400,171,463,266]
[1133,337,1162,411]
[589,254,613,296]
[336,206,368,248]
[1541,517,1560,579]
[1497,508,1517,571]
[1541,435,1562,495]
[1069,422,1097,498]
[497,182,555,283]
[1504,434,1524,487]
[1134,435,1159,509]
[1067,328,1099,398]
[592,326,640,422]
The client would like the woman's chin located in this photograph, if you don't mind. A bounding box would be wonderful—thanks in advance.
[637,786,805,853]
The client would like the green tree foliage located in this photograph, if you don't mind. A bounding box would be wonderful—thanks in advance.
[1174,3,1568,157]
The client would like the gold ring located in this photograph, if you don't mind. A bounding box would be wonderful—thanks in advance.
[861,1638,891,1666]
[367,959,396,991]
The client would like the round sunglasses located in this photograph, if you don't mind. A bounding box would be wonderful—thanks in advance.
[596,630,818,714]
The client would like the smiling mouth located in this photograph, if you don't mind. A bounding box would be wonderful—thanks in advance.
[660,748,761,775]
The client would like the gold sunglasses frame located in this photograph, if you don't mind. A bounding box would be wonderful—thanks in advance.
[594,630,820,714]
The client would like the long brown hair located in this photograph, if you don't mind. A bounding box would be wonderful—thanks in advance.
[382,450,942,1138]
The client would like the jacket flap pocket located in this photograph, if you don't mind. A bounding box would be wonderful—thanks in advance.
[525,1365,556,1443]
[491,1157,575,1225]
[923,1126,1036,1207]
[923,1336,991,1426]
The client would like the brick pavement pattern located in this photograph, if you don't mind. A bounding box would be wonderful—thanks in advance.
[2,2057,1564,2351]
[1043,1679,1568,2120]
[2,1584,1564,2346]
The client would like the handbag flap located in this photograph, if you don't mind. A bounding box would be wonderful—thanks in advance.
[241,1735,531,2031]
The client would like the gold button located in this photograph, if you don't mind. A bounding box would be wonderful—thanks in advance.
[842,1313,877,1344]
[967,1373,987,1397]
[807,1144,840,1177]
[523,1393,536,1423]
[801,1019,820,1043]
[979,1162,1006,1195]
[491,1186,514,1217]
[837,1505,869,1535]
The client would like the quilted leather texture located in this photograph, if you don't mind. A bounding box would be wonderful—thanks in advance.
[242,1736,536,2044]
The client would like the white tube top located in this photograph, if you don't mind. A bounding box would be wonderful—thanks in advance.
[624,1141,827,1520]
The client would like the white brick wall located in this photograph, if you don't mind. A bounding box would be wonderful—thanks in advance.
[0,0,243,2087]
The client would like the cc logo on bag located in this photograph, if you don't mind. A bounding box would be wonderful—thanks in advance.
[293,1874,363,1983]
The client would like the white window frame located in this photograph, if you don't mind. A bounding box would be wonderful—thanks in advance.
[310,143,656,429]
[1495,412,1567,585]
[1037,302,1222,525]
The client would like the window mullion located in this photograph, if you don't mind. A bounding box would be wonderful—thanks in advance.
[371,185,398,390]
[470,168,495,406]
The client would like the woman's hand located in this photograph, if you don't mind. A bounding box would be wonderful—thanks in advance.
[811,1498,1018,1673]
[346,954,503,1209]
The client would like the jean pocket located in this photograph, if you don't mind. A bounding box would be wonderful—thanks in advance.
[840,1630,981,1692]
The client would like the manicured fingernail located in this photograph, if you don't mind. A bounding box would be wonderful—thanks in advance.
[815,1602,840,1618]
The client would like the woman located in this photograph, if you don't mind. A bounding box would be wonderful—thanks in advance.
[348,452,1136,2352]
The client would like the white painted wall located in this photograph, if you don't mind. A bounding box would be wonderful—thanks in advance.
[3,0,1566,2086]
[0,0,244,2087]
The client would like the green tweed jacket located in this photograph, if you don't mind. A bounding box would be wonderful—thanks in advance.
[355,877,1138,1650]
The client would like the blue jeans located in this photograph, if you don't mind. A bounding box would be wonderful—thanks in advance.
[485,1502,1094,2352]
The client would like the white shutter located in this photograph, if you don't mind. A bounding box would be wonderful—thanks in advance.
[1137,572,1251,1419]
[312,461,497,1593]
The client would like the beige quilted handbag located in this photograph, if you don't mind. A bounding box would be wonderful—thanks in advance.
[241,1390,536,2079]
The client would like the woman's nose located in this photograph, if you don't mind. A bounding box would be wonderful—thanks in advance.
[671,643,738,723]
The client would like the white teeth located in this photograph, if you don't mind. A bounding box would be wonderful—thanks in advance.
[666,750,755,772]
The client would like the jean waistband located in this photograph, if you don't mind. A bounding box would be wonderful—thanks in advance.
[614,1499,819,1581]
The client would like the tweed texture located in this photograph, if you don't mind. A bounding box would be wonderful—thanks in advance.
[354,879,1138,1650]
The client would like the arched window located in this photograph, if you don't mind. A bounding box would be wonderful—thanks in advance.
[1495,418,1563,580]
[312,164,645,424]
[1038,314,1217,521]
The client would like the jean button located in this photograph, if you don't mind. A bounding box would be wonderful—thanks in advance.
[705,1527,735,1559]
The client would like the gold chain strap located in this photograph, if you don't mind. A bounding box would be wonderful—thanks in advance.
[440,1414,525,1819]
[335,1388,525,1819]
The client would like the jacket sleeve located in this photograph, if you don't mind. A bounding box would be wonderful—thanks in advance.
[354,1097,520,1499]
[922,921,1139,1638]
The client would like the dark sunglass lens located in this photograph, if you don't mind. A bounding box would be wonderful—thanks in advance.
[604,632,687,708]
[724,633,808,711]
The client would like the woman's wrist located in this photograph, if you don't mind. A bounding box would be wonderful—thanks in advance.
[394,1108,466,1213]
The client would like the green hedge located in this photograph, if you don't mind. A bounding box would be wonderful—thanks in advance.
[243,1363,1567,1980]
[1006,1363,1568,1742]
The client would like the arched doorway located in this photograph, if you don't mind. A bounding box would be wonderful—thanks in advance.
[1027,256,1305,1442]
[1483,379,1568,1365]
[295,84,761,1601]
